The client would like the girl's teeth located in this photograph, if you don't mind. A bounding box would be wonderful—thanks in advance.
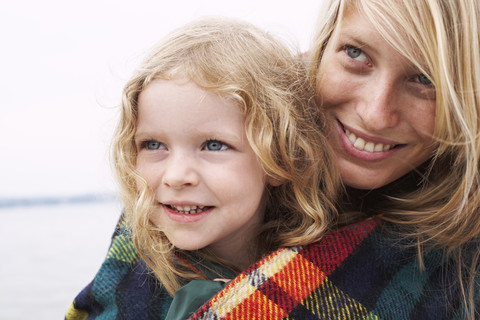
[169,205,207,214]
[345,129,394,153]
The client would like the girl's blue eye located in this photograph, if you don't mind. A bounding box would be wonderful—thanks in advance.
[205,140,228,151]
[145,141,164,150]
[416,74,433,86]
[345,45,367,62]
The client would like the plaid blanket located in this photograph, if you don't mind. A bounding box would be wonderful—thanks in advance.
[67,217,479,319]
[190,219,480,319]
[65,218,232,320]
[65,219,174,320]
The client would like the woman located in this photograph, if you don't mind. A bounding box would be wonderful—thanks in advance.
[67,0,480,319]
[190,0,480,319]
[311,0,480,308]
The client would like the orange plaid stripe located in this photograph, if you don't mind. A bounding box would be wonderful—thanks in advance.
[191,219,382,320]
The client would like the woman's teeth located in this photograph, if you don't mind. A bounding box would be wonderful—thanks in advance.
[168,205,208,214]
[345,129,395,152]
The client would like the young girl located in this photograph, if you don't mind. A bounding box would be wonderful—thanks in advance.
[67,17,339,319]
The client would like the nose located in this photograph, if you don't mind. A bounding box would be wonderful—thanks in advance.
[162,152,199,190]
[356,80,400,131]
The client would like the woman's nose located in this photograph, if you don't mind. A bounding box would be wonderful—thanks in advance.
[162,153,199,190]
[356,81,400,131]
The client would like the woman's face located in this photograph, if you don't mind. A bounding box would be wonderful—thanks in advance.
[316,9,437,189]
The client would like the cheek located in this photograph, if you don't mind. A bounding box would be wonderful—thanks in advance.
[315,67,351,110]
[410,102,436,138]
[225,159,266,201]
[426,108,436,137]
[135,162,156,192]
[134,174,148,194]
[149,211,163,229]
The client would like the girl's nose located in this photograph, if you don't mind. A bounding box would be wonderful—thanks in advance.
[162,153,199,190]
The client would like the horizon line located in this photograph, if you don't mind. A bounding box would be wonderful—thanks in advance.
[0,193,118,209]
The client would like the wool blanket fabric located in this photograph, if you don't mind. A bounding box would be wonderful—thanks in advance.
[190,219,480,319]
[65,219,174,319]
[66,218,480,319]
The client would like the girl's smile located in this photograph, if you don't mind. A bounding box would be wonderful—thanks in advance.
[164,204,210,215]
[135,78,269,267]
[161,203,214,223]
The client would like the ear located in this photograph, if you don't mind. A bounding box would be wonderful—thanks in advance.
[267,175,285,187]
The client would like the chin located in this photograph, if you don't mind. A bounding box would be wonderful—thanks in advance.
[171,243,201,251]
[166,237,202,251]
[341,171,393,190]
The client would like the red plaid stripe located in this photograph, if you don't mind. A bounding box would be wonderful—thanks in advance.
[190,219,380,320]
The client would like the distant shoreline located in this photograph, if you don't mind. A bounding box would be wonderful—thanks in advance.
[0,193,117,209]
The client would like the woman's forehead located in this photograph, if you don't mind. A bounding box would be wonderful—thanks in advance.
[336,2,427,71]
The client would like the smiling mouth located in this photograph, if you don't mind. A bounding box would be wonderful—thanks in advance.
[344,128,396,152]
[339,122,401,153]
[166,204,212,215]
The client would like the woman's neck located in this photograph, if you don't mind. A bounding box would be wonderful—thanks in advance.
[340,167,424,216]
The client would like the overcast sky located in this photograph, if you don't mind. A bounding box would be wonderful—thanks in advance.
[0,0,323,198]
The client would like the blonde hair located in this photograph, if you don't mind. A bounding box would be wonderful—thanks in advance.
[113,17,340,296]
[309,0,480,317]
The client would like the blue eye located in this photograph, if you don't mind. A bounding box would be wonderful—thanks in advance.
[205,140,228,151]
[345,45,367,62]
[416,74,433,86]
[144,141,165,150]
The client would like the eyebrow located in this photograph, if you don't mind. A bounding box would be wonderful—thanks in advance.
[338,32,380,55]
[134,127,159,140]
[133,129,244,144]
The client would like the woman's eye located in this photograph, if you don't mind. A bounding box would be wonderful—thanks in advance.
[415,74,433,86]
[143,141,165,150]
[205,140,228,151]
[345,45,367,62]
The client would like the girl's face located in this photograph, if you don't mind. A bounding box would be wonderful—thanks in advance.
[316,9,437,189]
[135,78,268,268]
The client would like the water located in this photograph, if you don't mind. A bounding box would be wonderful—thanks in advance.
[0,200,123,320]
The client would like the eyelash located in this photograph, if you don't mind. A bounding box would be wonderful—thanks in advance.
[203,139,230,151]
[138,139,231,151]
[342,44,434,87]
[344,45,368,63]
[413,74,433,86]
[139,140,165,150]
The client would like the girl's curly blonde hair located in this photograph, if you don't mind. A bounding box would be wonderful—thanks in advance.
[112,17,340,296]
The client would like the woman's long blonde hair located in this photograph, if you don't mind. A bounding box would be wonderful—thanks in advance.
[112,17,340,296]
[309,0,480,317]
